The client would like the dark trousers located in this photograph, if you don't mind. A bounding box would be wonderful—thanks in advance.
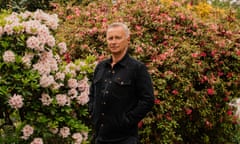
[95,136,139,144]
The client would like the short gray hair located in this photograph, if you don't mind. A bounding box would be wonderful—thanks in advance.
[107,22,130,37]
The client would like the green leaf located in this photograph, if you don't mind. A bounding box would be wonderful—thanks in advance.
[37,115,49,123]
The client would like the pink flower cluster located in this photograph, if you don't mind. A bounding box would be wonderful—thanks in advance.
[21,125,34,140]
[76,91,89,105]
[68,78,78,89]
[3,50,15,63]
[33,50,58,76]
[21,52,34,68]
[33,9,59,30]
[64,62,78,77]
[40,93,53,106]
[8,94,24,109]
[55,72,65,81]
[39,74,55,88]
[58,42,67,55]
[3,10,58,42]
[59,127,70,138]
[152,49,174,65]
[26,36,41,50]
[72,133,83,144]
[56,94,70,106]
[30,138,43,144]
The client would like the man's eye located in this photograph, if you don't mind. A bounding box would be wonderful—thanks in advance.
[115,36,121,40]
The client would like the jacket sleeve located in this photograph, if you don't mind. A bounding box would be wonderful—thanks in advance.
[127,63,155,125]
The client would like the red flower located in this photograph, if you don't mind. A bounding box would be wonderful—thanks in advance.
[185,108,192,115]
[218,71,224,76]
[227,72,233,78]
[74,7,80,16]
[165,113,172,121]
[102,18,107,23]
[223,97,229,102]
[135,46,143,53]
[205,120,213,128]
[154,99,161,105]
[191,53,198,58]
[64,53,71,63]
[207,88,215,95]
[135,25,141,31]
[211,50,217,57]
[237,50,240,56]
[172,89,179,95]
[138,121,143,128]
[227,109,233,116]
[200,52,207,57]
[232,115,238,124]
[66,15,74,20]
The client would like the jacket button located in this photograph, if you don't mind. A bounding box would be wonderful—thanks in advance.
[101,113,104,116]
[101,124,104,127]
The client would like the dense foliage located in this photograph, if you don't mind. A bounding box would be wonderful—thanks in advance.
[53,0,240,143]
[0,10,95,143]
[0,0,53,12]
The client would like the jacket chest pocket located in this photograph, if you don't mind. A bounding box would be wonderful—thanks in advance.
[111,77,133,99]
[114,77,131,86]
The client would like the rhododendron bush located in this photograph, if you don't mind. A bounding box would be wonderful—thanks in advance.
[0,10,95,143]
[53,0,240,143]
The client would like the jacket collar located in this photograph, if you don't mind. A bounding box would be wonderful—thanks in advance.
[105,53,129,67]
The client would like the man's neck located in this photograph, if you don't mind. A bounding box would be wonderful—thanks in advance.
[111,51,127,67]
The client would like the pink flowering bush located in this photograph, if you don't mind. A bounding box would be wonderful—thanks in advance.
[0,10,95,143]
[53,0,240,143]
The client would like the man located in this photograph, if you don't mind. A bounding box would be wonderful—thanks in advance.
[89,22,154,144]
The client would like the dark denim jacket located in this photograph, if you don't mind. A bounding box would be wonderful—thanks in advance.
[89,53,154,142]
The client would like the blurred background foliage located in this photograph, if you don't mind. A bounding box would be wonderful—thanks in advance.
[1,0,240,18]
[0,0,52,11]
[0,0,93,12]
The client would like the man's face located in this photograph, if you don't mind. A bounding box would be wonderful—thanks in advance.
[106,26,129,55]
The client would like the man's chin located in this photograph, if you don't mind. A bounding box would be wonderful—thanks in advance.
[110,50,119,54]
